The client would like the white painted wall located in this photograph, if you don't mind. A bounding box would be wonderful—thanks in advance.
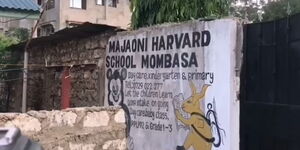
[105,19,243,150]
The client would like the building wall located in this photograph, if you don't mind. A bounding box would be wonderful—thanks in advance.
[39,0,60,29]
[0,107,127,150]
[40,0,131,35]
[60,0,131,29]
[0,16,37,34]
[8,31,115,112]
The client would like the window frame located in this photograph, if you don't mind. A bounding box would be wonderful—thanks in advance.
[69,0,86,9]
[107,0,117,8]
[96,0,105,6]
[46,0,55,10]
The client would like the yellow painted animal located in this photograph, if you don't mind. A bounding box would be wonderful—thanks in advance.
[176,82,213,150]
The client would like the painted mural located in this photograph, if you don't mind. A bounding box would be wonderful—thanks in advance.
[105,19,241,150]
[174,82,224,150]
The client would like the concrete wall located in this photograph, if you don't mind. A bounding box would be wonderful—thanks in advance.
[40,0,131,33]
[0,107,127,150]
[105,19,242,150]
[39,0,60,30]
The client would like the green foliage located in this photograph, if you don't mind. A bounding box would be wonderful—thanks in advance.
[0,28,28,71]
[232,0,300,23]
[262,0,300,22]
[230,2,262,22]
[130,0,230,29]
[6,28,30,42]
[0,28,29,64]
[0,34,19,79]
[0,34,18,54]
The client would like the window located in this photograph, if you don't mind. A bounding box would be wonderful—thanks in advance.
[70,0,86,9]
[38,24,54,37]
[108,0,117,7]
[46,0,55,10]
[96,0,105,5]
[37,0,42,5]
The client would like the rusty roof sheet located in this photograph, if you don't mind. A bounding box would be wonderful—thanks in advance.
[13,22,125,48]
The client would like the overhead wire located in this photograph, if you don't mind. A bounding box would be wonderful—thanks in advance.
[0,13,36,23]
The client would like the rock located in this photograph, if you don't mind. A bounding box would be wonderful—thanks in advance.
[102,139,126,150]
[83,111,109,127]
[4,114,41,133]
[69,143,96,150]
[114,110,125,123]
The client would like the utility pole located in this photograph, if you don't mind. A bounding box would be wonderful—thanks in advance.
[21,1,47,113]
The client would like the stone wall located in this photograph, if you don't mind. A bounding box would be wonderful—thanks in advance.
[7,31,114,112]
[0,107,127,150]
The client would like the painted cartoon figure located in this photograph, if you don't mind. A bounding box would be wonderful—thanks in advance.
[176,82,213,150]
[107,68,127,106]
[107,68,134,149]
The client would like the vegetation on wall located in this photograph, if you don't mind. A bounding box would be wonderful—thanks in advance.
[0,28,29,80]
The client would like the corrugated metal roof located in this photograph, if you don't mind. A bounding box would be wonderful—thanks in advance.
[12,22,125,48]
[0,0,40,11]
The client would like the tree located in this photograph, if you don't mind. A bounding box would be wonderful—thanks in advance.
[230,1,263,22]
[130,0,230,29]
[0,34,18,54]
[6,28,30,42]
[231,0,300,23]
[0,34,19,78]
[262,0,300,22]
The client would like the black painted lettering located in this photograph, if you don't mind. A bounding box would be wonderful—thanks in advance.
[142,55,149,68]
[189,52,198,67]
[192,32,201,47]
[165,54,172,68]
[156,54,164,68]
[109,41,115,53]
[181,53,189,67]
[115,41,120,52]
[172,53,179,68]
[106,56,110,67]
[159,36,166,50]
[182,33,191,49]
[125,40,131,52]
[138,38,146,52]
[201,30,211,46]
[132,39,137,52]
[175,33,184,49]
[167,35,174,50]
[152,37,159,51]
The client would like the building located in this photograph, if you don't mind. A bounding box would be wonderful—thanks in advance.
[0,0,40,34]
[38,0,131,37]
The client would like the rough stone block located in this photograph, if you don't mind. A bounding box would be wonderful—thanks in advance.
[114,110,125,123]
[69,143,96,150]
[4,114,41,133]
[48,111,77,127]
[84,71,91,79]
[83,111,109,127]
[102,139,126,150]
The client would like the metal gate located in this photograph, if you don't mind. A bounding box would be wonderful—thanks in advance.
[240,13,300,150]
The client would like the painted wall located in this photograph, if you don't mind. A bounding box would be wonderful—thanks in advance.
[105,19,242,150]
